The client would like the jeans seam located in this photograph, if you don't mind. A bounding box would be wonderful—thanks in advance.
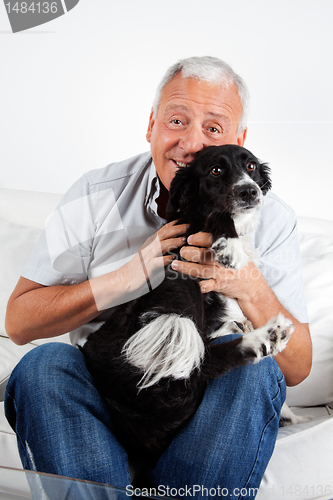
[271,378,285,404]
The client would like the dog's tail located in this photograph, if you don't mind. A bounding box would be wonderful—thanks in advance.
[122,314,205,390]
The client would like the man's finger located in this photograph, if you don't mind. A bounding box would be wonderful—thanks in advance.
[180,246,215,263]
[199,279,216,294]
[171,259,215,280]
[187,232,213,248]
[158,221,189,241]
[160,236,187,255]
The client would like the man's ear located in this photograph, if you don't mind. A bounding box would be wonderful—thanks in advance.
[146,108,155,143]
[237,127,247,147]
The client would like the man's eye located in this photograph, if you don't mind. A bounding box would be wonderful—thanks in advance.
[209,127,219,133]
[171,119,182,125]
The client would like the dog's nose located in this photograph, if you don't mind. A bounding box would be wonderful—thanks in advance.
[235,185,259,204]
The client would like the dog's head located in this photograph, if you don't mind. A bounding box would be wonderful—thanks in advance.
[166,145,271,235]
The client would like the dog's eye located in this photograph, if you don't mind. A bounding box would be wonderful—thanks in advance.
[246,163,256,172]
[210,167,223,176]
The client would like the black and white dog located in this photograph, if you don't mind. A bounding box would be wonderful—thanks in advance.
[81,145,295,463]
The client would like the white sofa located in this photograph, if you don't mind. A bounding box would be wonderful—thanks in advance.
[0,186,333,499]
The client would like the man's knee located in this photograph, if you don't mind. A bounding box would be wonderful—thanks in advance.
[238,357,286,412]
[205,356,286,418]
[6,343,83,396]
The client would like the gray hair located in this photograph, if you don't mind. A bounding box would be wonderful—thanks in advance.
[152,56,249,133]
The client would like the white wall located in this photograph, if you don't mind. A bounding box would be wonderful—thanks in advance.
[1,0,332,220]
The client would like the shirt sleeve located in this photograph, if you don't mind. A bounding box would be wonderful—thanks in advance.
[254,193,309,324]
[21,174,93,286]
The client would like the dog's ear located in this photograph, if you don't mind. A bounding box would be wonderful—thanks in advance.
[166,167,198,222]
[259,162,272,195]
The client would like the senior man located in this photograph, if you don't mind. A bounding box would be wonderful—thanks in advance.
[5,56,311,498]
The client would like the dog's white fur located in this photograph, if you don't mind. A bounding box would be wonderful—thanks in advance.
[122,314,205,389]
[210,199,261,331]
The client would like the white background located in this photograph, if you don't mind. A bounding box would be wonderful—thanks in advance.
[1,0,332,220]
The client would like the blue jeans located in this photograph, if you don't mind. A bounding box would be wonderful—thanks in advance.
[5,341,286,499]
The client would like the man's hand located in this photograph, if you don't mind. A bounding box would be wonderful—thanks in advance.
[170,231,263,299]
[126,221,189,292]
[99,221,189,307]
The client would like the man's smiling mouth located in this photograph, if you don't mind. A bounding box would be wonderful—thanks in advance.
[173,160,190,168]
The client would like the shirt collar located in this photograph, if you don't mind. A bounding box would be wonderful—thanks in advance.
[145,156,166,222]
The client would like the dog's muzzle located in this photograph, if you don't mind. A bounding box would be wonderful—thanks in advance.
[233,183,262,209]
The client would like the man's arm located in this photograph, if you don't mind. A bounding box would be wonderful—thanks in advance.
[5,276,104,345]
[171,233,312,387]
[5,222,188,346]
[229,262,312,387]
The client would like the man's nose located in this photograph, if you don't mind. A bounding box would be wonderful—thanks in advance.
[178,125,207,155]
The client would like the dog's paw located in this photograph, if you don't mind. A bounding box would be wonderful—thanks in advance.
[279,414,313,427]
[265,314,294,356]
[240,313,294,362]
[242,320,254,334]
[279,402,314,427]
[212,237,249,269]
[211,236,228,253]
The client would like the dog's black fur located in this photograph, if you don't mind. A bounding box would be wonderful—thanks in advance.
[81,145,290,464]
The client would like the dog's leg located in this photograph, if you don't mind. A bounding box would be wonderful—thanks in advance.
[204,313,293,378]
[209,319,254,339]
[212,234,260,270]
[279,402,313,427]
[212,237,250,269]
[209,321,245,338]
[122,313,205,390]
[239,313,293,361]
[209,296,254,340]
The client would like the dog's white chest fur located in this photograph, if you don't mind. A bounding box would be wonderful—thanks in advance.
[210,207,261,330]
[211,206,261,271]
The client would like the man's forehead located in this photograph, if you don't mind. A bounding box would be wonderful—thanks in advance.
[163,102,232,122]
[158,75,242,119]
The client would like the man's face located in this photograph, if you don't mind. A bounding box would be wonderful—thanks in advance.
[146,73,247,190]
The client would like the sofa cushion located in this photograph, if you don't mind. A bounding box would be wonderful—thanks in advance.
[286,218,333,408]
[0,337,36,400]
[258,407,333,500]
[0,402,23,471]
[0,220,42,338]
[0,187,62,230]
[0,220,71,399]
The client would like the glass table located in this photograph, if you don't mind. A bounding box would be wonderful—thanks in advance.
[0,467,167,499]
